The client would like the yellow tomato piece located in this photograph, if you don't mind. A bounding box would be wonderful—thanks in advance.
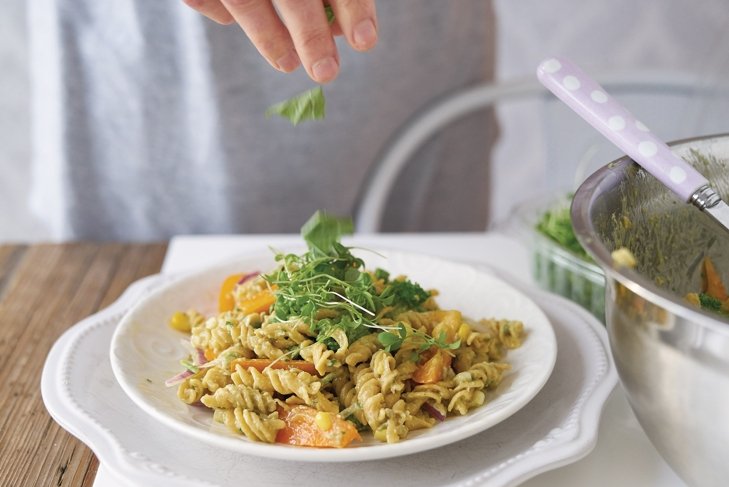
[457,323,471,343]
[218,273,245,312]
[431,310,462,343]
[168,311,191,332]
[239,289,276,315]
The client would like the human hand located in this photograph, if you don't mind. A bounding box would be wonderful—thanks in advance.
[183,0,378,83]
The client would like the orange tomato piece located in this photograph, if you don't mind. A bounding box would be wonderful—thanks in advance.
[228,358,320,376]
[218,273,246,312]
[702,256,728,301]
[412,348,453,384]
[204,348,217,362]
[276,406,361,448]
[239,289,276,315]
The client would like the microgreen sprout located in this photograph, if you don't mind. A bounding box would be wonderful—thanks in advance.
[264,211,452,352]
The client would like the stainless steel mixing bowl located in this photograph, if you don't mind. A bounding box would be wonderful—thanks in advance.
[572,133,729,487]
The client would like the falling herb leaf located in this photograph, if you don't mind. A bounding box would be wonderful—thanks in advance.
[266,86,326,125]
[301,210,354,255]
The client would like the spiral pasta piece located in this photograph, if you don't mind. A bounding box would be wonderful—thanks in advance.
[299,341,336,375]
[469,361,510,388]
[214,408,284,443]
[261,368,321,402]
[229,312,261,346]
[201,366,229,393]
[177,376,205,404]
[230,365,275,394]
[246,332,286,359]
[374,399,410,443]
[344,334,381,367]
[235,409,284,443]
[191,312,242,355]
[201,383,277,413]
[334,375,357,409]
[404,380,453,415]
[448,372,486,415]
[371,350,404,406]
[258,317,314,349]
[354,365,385,430]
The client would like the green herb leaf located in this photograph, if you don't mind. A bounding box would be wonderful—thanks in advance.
[266,86,326,126]
[377,331,401,352]
[324,4,335,24]
[699,292,724,313]
[379,278,430,311]
[301,210,353,256]
[180,359,199,373]
[374,268,390,282]
[377,323,407,352]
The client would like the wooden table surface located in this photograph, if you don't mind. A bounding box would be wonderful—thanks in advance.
[0,243,168,487]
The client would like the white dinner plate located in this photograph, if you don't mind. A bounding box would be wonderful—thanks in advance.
[110,248,557,462]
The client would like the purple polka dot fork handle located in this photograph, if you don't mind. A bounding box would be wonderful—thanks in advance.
[537,57,729,234]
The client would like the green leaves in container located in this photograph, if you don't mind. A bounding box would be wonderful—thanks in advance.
[535,196,591,261]
[533,194,606,323]
[266,86,326,125]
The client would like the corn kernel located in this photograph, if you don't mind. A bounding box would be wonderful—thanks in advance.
[457,323,471,342]
[374,428,388,442]
[315,411,333,431]
[169,311,191,332]
[611,247,637,268]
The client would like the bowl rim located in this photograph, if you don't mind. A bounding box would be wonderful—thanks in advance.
[571,132,729,335]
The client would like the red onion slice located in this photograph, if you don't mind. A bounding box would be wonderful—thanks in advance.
[194,348,207,366]
[238,272,259,284]
[422,402,446,422]
[164,369,193,387]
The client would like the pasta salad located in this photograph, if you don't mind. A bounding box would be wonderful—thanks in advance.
[165,212,525,447]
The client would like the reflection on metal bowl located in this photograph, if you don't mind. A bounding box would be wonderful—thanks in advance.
[572,133,729,487]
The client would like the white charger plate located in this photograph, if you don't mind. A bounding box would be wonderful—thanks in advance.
[41,270,615,487]
[109,249,557,462]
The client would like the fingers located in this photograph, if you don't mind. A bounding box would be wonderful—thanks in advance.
[184,0,377,83]
[328,0,377,51]
[275,0,340,83]
[220,0,302,73]
[183,0,235,25]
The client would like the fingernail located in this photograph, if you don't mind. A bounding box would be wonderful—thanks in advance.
[276,50,300,73]
[353,19,377,49]
[312,56,338,82]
